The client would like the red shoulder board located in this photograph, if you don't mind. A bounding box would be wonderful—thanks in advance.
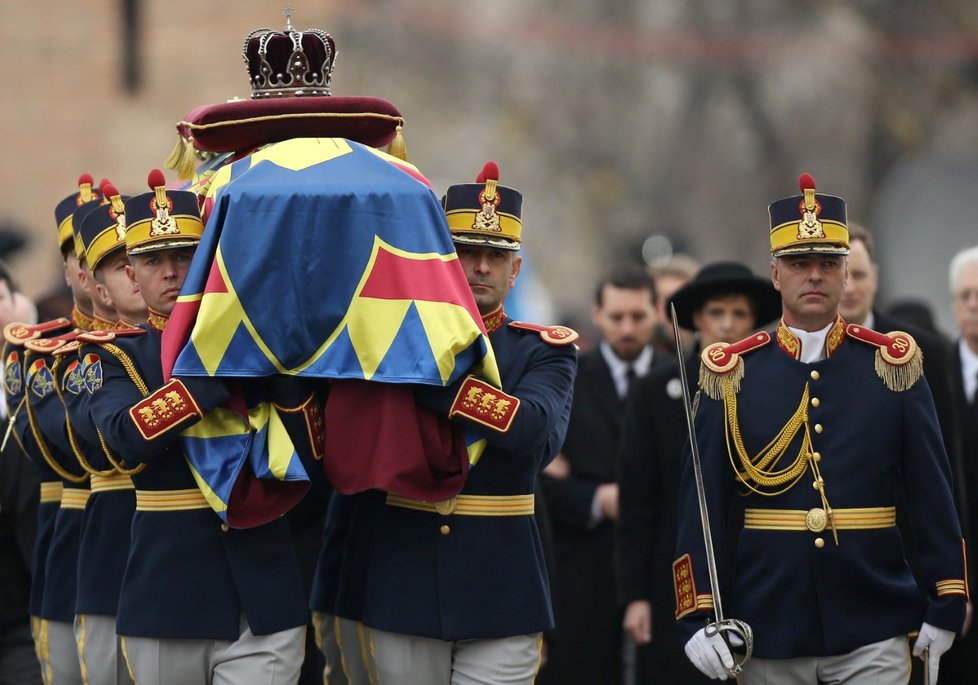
[24,330,81,353]
[77,328,146,345]
[701,331,771,375]
[507,321,579,346]
[4,318,72,345]
[845,325,917,365]
[54,340,83,356]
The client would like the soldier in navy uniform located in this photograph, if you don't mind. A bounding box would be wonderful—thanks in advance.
[83,170,309,685]
[321,162,577,685]
[17,185,113,685]
[2,175,102,683]
[57,183,146,685]
[618,261,781,685]
[60,176,99,333]
[674,174,968,683]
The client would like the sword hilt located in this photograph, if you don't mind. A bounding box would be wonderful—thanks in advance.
[706,618,754,678]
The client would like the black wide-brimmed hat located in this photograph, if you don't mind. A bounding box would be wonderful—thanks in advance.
[668,261,781,331]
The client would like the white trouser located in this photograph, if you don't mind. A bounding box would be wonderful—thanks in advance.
[73,614,133,685]
[312,613,367,685]
[740,636,911,685]
[37,619,83,685]
[366,626,542,685]
[120,617,305,685]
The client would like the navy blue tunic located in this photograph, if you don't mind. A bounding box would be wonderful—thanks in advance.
[332,319,577,640]
[85,325,308,640]
[674,327,967,658]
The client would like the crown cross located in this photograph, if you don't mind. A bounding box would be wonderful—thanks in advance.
[283,5,296,30]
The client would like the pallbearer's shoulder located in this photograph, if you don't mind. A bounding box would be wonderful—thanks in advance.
[844,323,922,392]
[506,320,579,347]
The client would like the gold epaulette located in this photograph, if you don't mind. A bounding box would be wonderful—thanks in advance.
[3,318,72,346]
[699,331,771,400]
[845,324,923,392]
[507,321,579,346]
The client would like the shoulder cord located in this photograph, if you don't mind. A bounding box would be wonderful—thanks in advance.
[722,377,837,541]
[53,361,115,477]
[89,343,149,476]
[23,353,88,484]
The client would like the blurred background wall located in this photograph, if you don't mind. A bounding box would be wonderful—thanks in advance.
[2,0,978,334]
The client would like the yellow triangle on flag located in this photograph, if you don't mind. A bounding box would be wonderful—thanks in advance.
[344,298,413,380]
[414,300,500,387]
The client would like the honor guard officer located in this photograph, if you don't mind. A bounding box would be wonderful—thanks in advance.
[2,174,101,680]
[674,174,968,684]
[83,170,309,685]
[65,183,145,685]
[17,185,113,685]
[325,161,578,685]
[85,184,148,329]
[60,175,99,331]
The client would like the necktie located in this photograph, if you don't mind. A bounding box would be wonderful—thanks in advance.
[624,365,637,400]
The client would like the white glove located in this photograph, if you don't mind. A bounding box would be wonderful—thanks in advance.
[684,625,743,680]
[912,622,955,684]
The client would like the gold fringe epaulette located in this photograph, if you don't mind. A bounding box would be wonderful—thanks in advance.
[845,324,923,392]
[699,331,771,400]
[507,321,579,346]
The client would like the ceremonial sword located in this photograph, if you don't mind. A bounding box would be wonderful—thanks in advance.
[671,303,753,677]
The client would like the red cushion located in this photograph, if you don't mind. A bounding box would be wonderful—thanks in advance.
[177,96,404,153]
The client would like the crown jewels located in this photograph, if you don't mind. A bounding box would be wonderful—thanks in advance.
[242,8,337,99]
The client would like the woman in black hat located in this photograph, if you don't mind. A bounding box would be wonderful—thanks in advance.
[616,261,780,685]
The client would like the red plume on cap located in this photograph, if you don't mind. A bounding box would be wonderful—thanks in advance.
[99,178,113,196]
[147,169,167,189]
[78,173,94,187]
[476,161,499,184]
[102,183,119,198]
[798,172,816,192]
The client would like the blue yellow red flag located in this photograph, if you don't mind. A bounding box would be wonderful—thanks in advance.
[161,138,499,519]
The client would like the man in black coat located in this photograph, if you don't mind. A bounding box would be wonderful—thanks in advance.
[840,226,975,684]
[943,245,978,682]
[538,264,661,685]
[616,262,781,684]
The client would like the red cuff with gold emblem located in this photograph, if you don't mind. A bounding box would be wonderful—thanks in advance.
[274,393,325,460]
[673,554,699,619]
[128,379,203,440]
[449,376,520,433]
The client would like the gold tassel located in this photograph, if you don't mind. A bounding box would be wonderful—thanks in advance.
[388,125,408,161]
[164,134,197,180]
[698,357,744,401]
[874,347,924,392]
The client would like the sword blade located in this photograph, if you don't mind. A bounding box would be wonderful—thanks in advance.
[671,303,725,622]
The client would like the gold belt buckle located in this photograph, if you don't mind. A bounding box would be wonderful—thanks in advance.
[805,507,827,532]
[434,497,457,515]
